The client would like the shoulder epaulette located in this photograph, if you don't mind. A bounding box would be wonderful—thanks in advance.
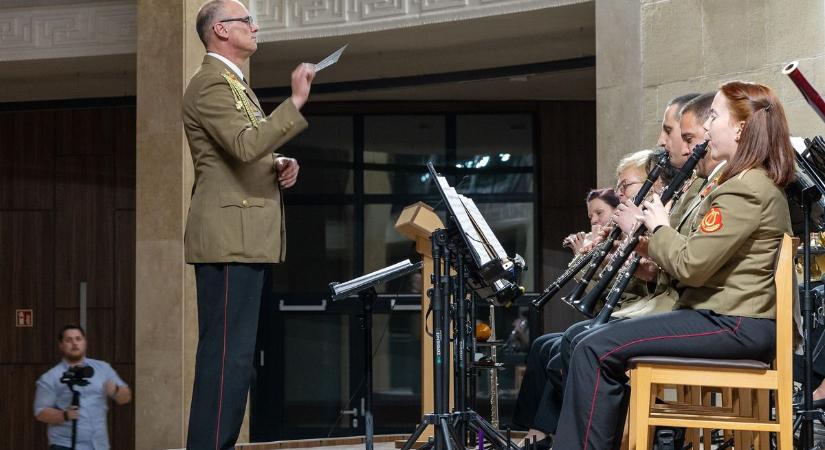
[221,69,259,128]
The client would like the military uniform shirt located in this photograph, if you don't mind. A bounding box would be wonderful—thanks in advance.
[649,168,792,318]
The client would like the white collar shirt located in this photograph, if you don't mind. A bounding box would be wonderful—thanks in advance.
[207,52,246,82]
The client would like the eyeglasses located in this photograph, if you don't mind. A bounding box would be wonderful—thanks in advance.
[615,180,643,194]
[218,16,255,27]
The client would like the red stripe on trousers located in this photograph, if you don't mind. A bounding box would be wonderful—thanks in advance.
[215,265,230,450]
[581,316,743,450]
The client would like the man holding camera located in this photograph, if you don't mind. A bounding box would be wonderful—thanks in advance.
[33,324,132,450]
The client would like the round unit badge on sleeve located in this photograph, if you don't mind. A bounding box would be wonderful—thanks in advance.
[700,207,724,233]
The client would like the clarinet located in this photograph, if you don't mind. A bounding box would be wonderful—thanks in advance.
[590,254,642,326]
[563,151,670,308]
[573,141,709,317]
[531,249,595,309]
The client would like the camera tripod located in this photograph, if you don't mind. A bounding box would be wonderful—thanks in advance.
[400,229,519,450]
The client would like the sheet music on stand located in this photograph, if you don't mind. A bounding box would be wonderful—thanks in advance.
[427,162,523,303]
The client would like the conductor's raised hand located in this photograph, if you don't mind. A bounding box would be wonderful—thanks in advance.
[275,157,300,188]
[290,63,316,110]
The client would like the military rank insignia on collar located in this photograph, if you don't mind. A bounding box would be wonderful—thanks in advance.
[699,207,724,233]
[700,176,720,198]
[221,69,259,128]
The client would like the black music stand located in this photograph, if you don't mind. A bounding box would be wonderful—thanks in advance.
[400,163,524,450]
[789,136,825,450]
[330,259,424,450]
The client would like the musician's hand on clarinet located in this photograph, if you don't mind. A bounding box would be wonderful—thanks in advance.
[613,200,643,235]
[580,231,599,250]
[639,194,670,232]
[635,236,651,259]
[580,226,610,253]
[634,256,659,282]
[597,224,611,241]
[579,241,595,254]
[563,231,587,254]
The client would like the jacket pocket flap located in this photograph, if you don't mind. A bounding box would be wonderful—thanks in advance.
[219,191,266,208]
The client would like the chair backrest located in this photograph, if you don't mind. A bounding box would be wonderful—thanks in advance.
[774,234,794,377]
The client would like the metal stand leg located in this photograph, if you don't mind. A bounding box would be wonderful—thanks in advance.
[402,230,459,450]
[359,288,377,450]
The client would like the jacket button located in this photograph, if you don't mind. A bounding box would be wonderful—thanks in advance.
[242,199,249,207]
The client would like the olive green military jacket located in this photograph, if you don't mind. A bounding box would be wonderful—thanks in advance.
[183,55,308,263]
[649,168,792,319]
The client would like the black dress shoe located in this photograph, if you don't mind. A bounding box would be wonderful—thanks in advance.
[519,436,552,450]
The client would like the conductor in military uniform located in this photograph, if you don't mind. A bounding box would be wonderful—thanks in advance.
[552,81,796,450]
[183,1,315,448]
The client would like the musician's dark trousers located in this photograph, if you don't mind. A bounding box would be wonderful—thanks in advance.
[556,318,624,384]
[553,309,775,450]
[187,263,267,450]
[513,332,563,432]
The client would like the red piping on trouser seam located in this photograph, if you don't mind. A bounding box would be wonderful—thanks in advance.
[581,316,743,450]
[215,265,230,450]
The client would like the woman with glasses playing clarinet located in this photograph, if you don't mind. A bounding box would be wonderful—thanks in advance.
[552,81,795,450]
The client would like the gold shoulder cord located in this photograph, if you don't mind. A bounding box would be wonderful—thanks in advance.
[221,69,259,128]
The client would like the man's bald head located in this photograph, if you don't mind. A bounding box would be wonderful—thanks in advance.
[196,0,227,47]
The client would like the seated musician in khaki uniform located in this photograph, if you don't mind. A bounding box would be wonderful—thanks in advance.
[552,81,795,450]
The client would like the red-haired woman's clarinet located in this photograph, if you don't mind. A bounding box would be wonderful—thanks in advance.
[783,61,825,122]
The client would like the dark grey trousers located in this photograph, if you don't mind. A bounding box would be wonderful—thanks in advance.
[513,332,563,433]
[187,263,267,450]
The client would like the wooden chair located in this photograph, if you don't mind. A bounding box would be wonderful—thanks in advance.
[627,234,795,450]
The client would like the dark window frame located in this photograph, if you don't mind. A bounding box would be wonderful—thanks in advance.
[264,102,542,292]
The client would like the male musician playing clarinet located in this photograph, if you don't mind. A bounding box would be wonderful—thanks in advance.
[615,92,725,255]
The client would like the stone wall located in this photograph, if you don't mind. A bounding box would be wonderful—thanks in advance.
[596,0,825,186]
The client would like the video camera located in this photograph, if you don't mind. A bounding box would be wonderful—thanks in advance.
[60,365,94,387]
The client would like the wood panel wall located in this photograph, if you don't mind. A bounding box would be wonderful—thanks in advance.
[0,103,135,450]
[537,101,599,332]
[269,99,597,332]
